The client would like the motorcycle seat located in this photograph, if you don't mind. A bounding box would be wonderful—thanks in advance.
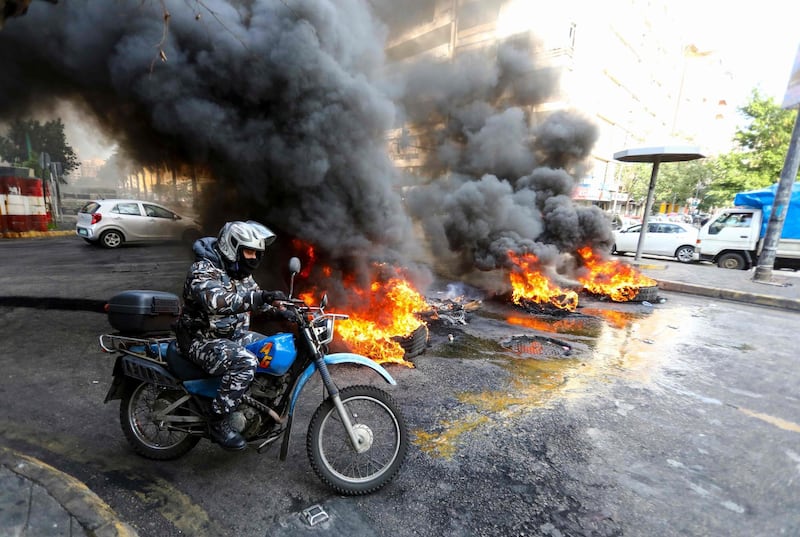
[165,341,217,380]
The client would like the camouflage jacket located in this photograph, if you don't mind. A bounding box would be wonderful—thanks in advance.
[179,237,268,342]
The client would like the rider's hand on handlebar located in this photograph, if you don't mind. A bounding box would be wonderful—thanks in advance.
[278,308,296,321]
[260,290,287,306]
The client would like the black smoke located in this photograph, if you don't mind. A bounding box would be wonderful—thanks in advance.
[396,43,612,286]
[0,0,612,297]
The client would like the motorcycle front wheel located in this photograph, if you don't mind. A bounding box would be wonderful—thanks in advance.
[307,385,408,495]
[120,381,200,460]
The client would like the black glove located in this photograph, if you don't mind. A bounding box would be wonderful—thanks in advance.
[260,290,287,304]
[278,308,296,322]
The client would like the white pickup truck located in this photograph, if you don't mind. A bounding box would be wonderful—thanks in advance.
[693,183,800,270]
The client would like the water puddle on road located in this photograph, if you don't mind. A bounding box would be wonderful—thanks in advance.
[414,304,700,458]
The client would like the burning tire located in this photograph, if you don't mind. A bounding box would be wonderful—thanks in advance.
[394,324,428,359]
[631,285,659,302]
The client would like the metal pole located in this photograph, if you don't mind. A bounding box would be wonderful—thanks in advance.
[634,157,661,262]
[50,162,62,222]
[753,110,800,282]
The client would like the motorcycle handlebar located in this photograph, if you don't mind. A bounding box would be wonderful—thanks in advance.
[276,298,307,309]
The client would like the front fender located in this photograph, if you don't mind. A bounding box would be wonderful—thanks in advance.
[288,353,396,414]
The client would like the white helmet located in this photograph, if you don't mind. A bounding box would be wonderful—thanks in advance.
[216,220,276,277]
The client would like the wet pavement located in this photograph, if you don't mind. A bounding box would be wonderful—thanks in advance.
[1,229,799,535]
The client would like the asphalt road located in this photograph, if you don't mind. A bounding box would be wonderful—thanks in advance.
[1,237,799,537]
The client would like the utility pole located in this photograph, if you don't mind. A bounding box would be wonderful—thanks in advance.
[753,43,800,282]
[753,110,800,281]
[49,161,63,222]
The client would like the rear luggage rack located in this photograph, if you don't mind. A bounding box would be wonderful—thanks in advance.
[99,333,175,364]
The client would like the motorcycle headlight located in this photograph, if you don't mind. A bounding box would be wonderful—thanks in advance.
[312,316,334,345]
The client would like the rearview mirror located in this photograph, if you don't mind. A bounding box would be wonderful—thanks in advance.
[289,257,301,275]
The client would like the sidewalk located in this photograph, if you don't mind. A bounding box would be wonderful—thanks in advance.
[635,258,800,312]
[0,446,138,537]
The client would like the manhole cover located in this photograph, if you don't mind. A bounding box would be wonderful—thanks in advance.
[501,335,572,357]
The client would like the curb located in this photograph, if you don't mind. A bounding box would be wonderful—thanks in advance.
[653,279,800,312]
[1,230,74,239]
[0,445,139,537]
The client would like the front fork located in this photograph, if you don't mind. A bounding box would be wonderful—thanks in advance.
[313,354,370,454]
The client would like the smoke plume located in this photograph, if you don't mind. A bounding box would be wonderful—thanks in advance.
[0,0,613,297]
[397,45,611,286]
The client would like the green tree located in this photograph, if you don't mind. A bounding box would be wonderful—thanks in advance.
[618,159,714,213]
[0,118,79,178]
[651,159,712,210]
[704,89,798,206]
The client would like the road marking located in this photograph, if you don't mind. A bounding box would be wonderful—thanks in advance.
[738,407,800,433]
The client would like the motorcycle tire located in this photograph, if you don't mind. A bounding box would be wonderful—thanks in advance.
[120,381,200,460]
[307,385,408,495]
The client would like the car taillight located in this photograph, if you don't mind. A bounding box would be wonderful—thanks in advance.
[91,213,102,225]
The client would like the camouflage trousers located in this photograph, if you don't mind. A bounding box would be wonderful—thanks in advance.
[188,331,263,416]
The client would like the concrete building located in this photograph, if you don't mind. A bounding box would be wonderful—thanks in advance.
[383,0,735,214]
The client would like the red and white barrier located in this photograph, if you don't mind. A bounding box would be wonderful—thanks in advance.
[0,174,48,233]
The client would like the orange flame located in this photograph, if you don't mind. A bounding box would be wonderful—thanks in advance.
[507,251,579,311]
[576,247,657,302]
[334,277,429,367]
[291,239,317,277]
[289,244,428,366]
[506,314,593,334]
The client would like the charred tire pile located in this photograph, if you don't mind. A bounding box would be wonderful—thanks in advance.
[631,285,659,302]
[395,324,429,359]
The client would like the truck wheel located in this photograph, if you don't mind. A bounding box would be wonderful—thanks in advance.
[717,252,747,270]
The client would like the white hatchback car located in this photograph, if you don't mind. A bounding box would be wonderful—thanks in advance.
[76,199,202,248]
[612,221,698,263]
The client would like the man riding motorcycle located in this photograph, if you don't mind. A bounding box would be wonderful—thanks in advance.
[176,220,287,450]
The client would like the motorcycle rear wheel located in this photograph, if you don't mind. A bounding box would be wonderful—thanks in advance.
[120,381,200,460]
[307,385,408,495]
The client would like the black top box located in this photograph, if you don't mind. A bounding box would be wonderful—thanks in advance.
[107,290,181,336]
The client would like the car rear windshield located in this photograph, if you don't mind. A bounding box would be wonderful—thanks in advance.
[79,202,101,214]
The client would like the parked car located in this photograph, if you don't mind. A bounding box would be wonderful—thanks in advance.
[76,199,202,248]
[612,221,698,263]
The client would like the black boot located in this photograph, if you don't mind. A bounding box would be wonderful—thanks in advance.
[208,413,247,451]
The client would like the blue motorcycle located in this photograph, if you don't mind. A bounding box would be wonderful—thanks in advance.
[101,257,408,495]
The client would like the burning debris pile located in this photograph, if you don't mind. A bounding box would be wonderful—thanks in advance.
[300,261,431,367]
[507,246,658,314]
[575,247,659,303]
[419,297,481,326]
[0,1,656,363]
[508,251,579,313]
[421,283,483,327]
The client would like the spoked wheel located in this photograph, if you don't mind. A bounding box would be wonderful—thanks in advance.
[120,382,200,460]
[307,385,408,495]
